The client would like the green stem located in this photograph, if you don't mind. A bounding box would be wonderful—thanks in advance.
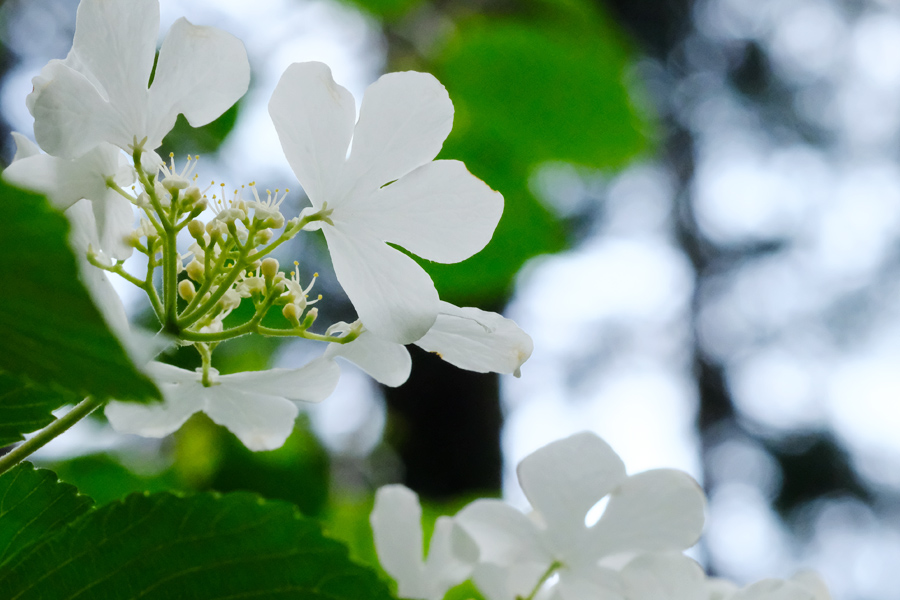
[177,249,246,328]
[196,343,214,386]
[0,396,104,476]
[163,220,178,329]
[516,561,562,600]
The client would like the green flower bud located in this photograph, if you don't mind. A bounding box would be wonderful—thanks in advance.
[186,259,205,282]
[261,258,279,282]
[187,219,205,240]
[178,279,196,301]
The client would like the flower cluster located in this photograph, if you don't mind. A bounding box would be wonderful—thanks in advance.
[4,0,532,451]
[370,432,833,600]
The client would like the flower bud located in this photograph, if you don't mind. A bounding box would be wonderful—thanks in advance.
[178,279,196,301]
[182,186,202,207]
[302,307,318,329]
[186,259,205,282]
[256,228,274,245]
[261,258,279,282]
[282,303,300,324]
[187,219,205,240]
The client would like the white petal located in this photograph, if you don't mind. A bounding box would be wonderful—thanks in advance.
[3,143,121,210]
[423,517,479,595]
[620,553,706,600]
[455,499,551,566]
[147,17,250,148]
[11,132,39,160]
[202,384,299,451]
[323,226,438,344]
[516,432,627,546]
[415,302,533,376]
[708,579,740,600]
[30,64,121,158]
[65,200,131,337]
[343,71,453,199]
[105,364,204,438]
[472,562,550,600]
[347,160,502,263]
[790,571,831,600]
[269,62,355,206]
[589,469,706,557]
[554,568,626,600]
[69,0,158,110]
[325,330,412,387]
[221,357,340,403]
[734,580,817,600]
[371,485,428,598]
[93,192,134,261]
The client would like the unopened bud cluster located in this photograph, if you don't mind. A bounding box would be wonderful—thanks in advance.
[100,144,355,382]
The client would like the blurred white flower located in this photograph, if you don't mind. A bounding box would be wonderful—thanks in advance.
[709,571,832,600]
[28,0,250,159]
[370,485,478,600]
[455,431,706,600]
[269,61,503,344]
[105,358,340,451]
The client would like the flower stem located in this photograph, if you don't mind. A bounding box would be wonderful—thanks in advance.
[516,561,562,600]
[0,396,104,476]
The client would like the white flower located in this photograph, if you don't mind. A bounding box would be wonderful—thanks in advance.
[325,302,533,387]
[269,62,503,344]
[708,571,832,600]
[28,0,250,159]
[619,553,707,600]
[105,358,340,451]
[370,484,479,600]
[455,432,706,600]
[4,133,135,260]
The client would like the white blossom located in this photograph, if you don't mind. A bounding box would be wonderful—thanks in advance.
[708,572,832,600]
[455,431,706,600]
[28,0,249,159]
[370,485,479,600]
[269,61,503,345]
[105,358,340,451]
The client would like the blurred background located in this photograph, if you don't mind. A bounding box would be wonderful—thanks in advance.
[2,0,899,597]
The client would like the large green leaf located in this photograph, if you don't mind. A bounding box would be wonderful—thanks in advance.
[0,463,92,567]
[0,372,81,448]
[0,182,159,403]
[422,9,648,301]
[0,491,396,600]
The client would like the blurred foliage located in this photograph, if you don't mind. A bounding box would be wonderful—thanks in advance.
[44,415,331,516]
[339,0,423,21]
[381,0,650,304]
[0,182,160,404]
[160,103,241,157]
[46,453,180,506]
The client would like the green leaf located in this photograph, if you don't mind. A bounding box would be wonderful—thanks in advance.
[0,491,396,600]
[438,22,645,168]
[42,454,181,506]
[421,12,648,301]
[0,463,92,567]
[0,181,159,403]
[337,0,423,21]
[161,103,240,156]
[0,372,82,448]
